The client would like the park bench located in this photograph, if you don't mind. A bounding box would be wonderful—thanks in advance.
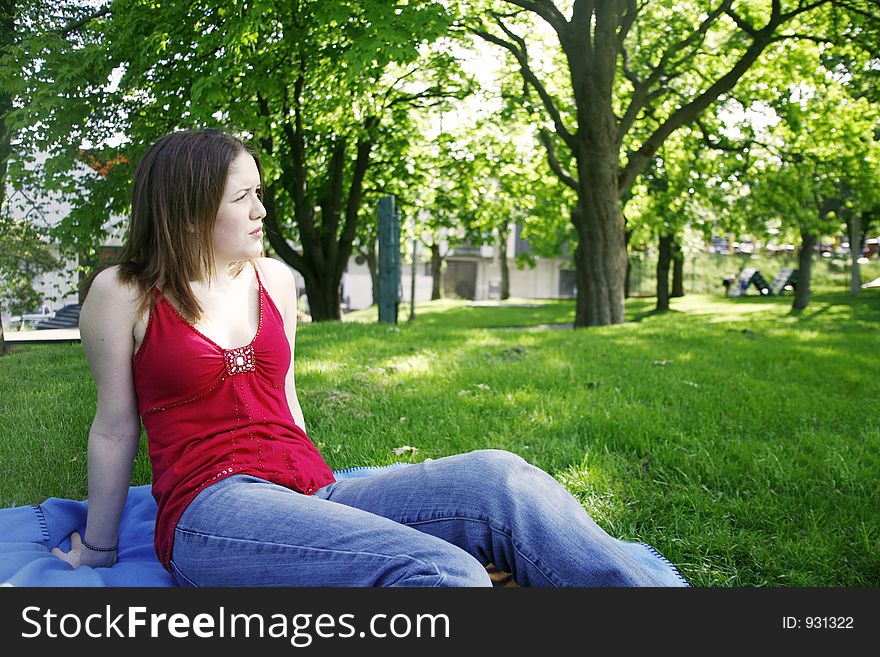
[769,268,797,295]
[727,268,768,296]
[726,268,777,296]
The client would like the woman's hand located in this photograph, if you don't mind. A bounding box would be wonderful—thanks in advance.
[51,532,117,569]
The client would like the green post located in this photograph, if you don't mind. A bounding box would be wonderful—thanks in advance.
[378,196,400,324]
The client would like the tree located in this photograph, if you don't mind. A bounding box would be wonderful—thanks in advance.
[348,112,429,309]
[0,218,59,355]
[1,1,13,209]
[10,0,464,321]
[415,132,483,299]
[470,0,879,326]
[1,0,102,354]
[624,105,747,311]
[473,116,572,299]
[722,32,880,310]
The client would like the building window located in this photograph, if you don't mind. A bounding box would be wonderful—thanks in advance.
[559,269,576,298]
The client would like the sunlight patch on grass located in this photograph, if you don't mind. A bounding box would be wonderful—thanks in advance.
[671,295,785,322]
[297,359,349,376]
[378,351,436,377]
[555,454,628,530]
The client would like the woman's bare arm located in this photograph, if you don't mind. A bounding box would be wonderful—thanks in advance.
[52,266,142,568]
[258,257,307,433]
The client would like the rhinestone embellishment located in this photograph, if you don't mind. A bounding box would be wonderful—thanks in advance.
[224,344,256,375]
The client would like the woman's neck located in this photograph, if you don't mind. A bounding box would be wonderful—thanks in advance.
[193,259,252,291]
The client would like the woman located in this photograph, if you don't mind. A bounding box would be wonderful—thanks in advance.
[53,129,688,587]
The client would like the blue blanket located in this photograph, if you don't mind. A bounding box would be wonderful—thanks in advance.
[1,463,688,587]
[0,464,410,587]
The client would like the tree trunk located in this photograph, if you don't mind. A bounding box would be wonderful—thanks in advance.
[364,248,378,307]
[655,233,673,312]
[671,241,685,297]
[848,212,861,295]
[302,272,342,321]
[792,230,815,311]
[571,175,627,327]
[260,81,378,322]
[430,242,443,300]
[0,317,7,357]
[497,225,510,300]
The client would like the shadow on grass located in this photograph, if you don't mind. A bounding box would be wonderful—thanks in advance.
[626,307,687,323]
[787,291,880,325]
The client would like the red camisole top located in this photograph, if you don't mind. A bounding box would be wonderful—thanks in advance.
[131,260,336,569]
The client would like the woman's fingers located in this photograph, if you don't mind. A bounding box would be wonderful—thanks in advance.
[50,531,83,566]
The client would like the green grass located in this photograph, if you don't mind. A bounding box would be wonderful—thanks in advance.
[1,290,878,587]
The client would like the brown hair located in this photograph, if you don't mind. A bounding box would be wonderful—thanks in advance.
[111,128,263,323]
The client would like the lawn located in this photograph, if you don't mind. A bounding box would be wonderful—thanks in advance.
[1,290,877,587]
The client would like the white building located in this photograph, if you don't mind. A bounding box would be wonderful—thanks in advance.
[341,223,575,311]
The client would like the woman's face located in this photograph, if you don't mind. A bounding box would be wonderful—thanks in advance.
[212,151,265,267]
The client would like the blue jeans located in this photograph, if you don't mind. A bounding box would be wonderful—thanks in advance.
[169,450,689,587]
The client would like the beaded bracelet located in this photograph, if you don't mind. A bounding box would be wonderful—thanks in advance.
[81,538,118,552]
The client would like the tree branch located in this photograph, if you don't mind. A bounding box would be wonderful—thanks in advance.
[255,92,274,156]
[473,17,576,147]
[570,0,597,42]
[781,0,831,21]
[829,0,880,21]
[382,64,422,105]
[620,43,641,87]
[502,0,568,33]
[59,7,111,37]
[319,138,347,258]
[281,55,323,270]
[769,32,834,44]
[723,6,757,35]
[262,184,309,276]
[538,129,578,190]
[619,30,776,192]
[336,116,379,283]
[385,86,463,110]
[618,0,639,46]
[617,2,729,146]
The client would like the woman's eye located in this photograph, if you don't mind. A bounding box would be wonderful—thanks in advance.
[235,189,260,201]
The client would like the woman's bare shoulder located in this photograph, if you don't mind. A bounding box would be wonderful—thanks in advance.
[256,256,294,277]
[82,265,142,324]
[255,257,298,318]
[256,257,296,291]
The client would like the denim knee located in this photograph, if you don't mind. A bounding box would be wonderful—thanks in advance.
[458,449,530,478]
[456,449,540,499]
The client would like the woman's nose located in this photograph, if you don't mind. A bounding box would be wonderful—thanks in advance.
[252,197,266,220]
